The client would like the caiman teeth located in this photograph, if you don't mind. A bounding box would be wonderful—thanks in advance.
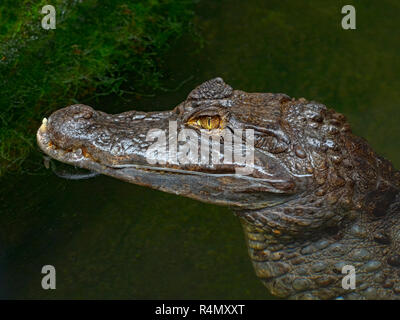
[39,117,48,133]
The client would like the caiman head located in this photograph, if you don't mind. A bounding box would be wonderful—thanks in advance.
[37,78,400,299]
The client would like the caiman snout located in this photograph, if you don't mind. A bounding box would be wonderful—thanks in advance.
[46,104,96,150]
[41,103,177,168]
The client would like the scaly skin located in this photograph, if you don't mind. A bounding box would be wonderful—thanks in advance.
[37,78,400,299]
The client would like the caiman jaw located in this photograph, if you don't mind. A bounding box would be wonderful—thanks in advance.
[37,104,297,209]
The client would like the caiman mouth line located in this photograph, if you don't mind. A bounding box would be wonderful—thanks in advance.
[108,163,292,184]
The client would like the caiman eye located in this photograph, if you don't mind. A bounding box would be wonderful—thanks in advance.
[188,115,221,130]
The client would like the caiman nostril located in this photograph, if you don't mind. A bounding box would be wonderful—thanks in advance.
[81,110,93,119]
[71,106,94,120]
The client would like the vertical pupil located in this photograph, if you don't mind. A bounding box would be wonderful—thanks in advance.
[192,116,220,129]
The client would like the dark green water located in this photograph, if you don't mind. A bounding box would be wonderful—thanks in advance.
[1,0,399,299]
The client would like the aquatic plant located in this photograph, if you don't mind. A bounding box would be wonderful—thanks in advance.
[0,0,194,176]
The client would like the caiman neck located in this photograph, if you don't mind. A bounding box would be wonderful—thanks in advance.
[234,192,400,300]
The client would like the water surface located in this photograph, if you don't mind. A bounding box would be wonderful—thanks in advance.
[1,0,399,299]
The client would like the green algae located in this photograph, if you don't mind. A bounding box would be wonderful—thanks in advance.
[0,0,195,176]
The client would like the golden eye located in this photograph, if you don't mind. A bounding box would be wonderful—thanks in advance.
[188,115,221,130]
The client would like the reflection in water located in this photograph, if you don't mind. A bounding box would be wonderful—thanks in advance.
[44,157,100,180]
[1,0,399,299]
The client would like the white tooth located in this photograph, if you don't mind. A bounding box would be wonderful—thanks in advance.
[39,118,48,133]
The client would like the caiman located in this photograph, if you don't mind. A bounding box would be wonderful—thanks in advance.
[36,78,400,299]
